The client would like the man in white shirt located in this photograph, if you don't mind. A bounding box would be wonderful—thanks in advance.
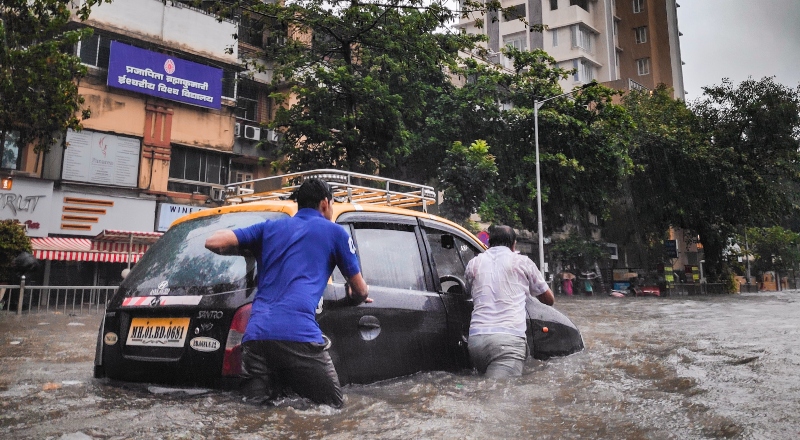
[465,225,554,378]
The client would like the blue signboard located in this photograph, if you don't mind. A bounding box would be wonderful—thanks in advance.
[107,41,222,110]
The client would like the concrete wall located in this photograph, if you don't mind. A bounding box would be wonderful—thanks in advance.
[72,0,238,64]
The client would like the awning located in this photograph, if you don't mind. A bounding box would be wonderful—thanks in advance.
[30,230,163,263]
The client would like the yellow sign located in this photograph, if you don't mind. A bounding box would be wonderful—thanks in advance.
[1,177,11,190]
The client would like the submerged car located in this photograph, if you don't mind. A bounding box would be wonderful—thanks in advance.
[94,170,584,387]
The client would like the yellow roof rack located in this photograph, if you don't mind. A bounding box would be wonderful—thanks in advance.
[225,169,437,212]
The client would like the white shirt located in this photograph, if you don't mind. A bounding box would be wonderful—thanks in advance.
[465,246,549,338]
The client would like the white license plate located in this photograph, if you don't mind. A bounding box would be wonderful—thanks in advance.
[126,317,190,348]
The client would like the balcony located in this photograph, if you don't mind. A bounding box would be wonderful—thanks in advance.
[69,0,238,64]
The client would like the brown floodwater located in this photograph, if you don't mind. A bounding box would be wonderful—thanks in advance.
[0,291,798,439]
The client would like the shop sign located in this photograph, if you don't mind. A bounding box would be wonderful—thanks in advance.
[63,130,141,187]
[1,177,12,190]
[0,177,54,237]
[157,203,208,232]
[107,41,222,110]
[51,190,156,236]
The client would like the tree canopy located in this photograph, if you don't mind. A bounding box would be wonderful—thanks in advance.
[621,79,800,281]
[0,0,103,153]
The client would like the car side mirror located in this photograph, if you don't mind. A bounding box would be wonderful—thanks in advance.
[441,235,455,249]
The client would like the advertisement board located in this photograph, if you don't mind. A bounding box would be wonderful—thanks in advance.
[107,41,223,110]
[63,129,141,187]
[156,203,208,232]
[0,177,55,237]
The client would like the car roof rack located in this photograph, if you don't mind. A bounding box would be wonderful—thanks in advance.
[224,169,437,212]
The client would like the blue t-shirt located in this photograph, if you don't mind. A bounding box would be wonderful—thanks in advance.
[233,208,361,343]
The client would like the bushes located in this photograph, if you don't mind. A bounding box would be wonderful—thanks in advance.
[0,220,32,283]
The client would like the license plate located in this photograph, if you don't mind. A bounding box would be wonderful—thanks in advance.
[126,317,190,348]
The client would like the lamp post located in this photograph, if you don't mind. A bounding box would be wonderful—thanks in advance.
[533,82,595,273]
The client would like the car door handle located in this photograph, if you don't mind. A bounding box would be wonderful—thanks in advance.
[358,321,380,329]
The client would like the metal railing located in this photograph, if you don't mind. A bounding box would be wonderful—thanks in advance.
[0,277,116,316]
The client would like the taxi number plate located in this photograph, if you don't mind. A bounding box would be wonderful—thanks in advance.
[126,317,190,347]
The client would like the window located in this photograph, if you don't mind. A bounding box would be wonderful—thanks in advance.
[503,4,526,21]
[572,58,595,83]
[1,131,21,170]
[633,0,643,13]
[552,28,559,47]
[233,169,254,191]
[502,36,525,69]
[353,226,426,290]
[424,228,481,283]
[570,0,589,11]
[550,0,558,10]
[571,24,594,52]
[635,26,648,44]
[636,57,651,75]
[78,33,111,69]
[235,80,260,121]
[168,145,229,195]
[222,69,237,101]
[123,212,284,293]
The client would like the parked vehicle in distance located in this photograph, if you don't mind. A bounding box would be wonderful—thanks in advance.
[94,170,584,387]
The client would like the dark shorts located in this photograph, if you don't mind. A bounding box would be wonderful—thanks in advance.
[240,336,343,407]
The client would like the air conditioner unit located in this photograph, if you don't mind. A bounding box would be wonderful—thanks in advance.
[237,187,255,196]
[266,129,279,142]
[210,187,226,201]
[243,125,261,141]
[234,122,241,137]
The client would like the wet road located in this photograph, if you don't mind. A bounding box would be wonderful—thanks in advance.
[1,291,798,439]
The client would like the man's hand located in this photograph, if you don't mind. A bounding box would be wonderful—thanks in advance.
[205,230,240,255]
[346,273,372,305]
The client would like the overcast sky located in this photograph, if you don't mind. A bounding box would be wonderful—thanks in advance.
[676,0,800,99]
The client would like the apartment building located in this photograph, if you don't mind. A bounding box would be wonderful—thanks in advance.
[0,0,281,285]
[455,0,685,99]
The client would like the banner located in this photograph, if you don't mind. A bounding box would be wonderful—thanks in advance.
[107,41,223,109]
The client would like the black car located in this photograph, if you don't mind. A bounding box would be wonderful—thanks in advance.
[94,172,584,386]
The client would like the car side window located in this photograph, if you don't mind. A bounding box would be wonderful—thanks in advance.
[424,228,466,279]
[352,225,426,290]
[455,236,480,267]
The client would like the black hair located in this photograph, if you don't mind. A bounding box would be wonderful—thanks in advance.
[489,225,516,248]
[290,178,333,210]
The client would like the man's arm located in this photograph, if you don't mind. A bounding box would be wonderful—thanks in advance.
[535,289,555,306]
[345,273,372,304]
[205,230,240,255]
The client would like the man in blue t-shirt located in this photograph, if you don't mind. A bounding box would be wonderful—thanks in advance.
[205,178,369,407]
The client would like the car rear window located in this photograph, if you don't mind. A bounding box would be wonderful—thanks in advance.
[120,211,287,296]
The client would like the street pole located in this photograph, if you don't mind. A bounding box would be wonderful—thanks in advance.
[532,82,596,275]
[534,101,545,273]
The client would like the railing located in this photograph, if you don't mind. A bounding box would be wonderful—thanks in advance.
[0,278,116,316]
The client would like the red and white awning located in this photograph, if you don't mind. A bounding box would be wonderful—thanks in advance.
[31,230,163,263]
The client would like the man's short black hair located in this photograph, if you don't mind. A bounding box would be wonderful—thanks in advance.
[489,225,516,248]
[290,178,333,209]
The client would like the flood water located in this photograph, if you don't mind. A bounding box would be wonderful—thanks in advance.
[1,291,798,439]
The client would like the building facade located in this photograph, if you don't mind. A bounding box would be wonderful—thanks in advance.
[0,0,282,286]
[456,0,685,98]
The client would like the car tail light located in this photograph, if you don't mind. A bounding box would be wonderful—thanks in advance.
[221,303,251,377]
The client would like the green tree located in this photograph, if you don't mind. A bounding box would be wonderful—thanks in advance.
[1,0,103,153]
[620,78,800,282]
[690,77,800,280]
[550,232,606,273]
[0,220,32,283]
[242,0,480,176]
[436,48,633,234]
[742,226,800,284]
[437,139,498,224]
